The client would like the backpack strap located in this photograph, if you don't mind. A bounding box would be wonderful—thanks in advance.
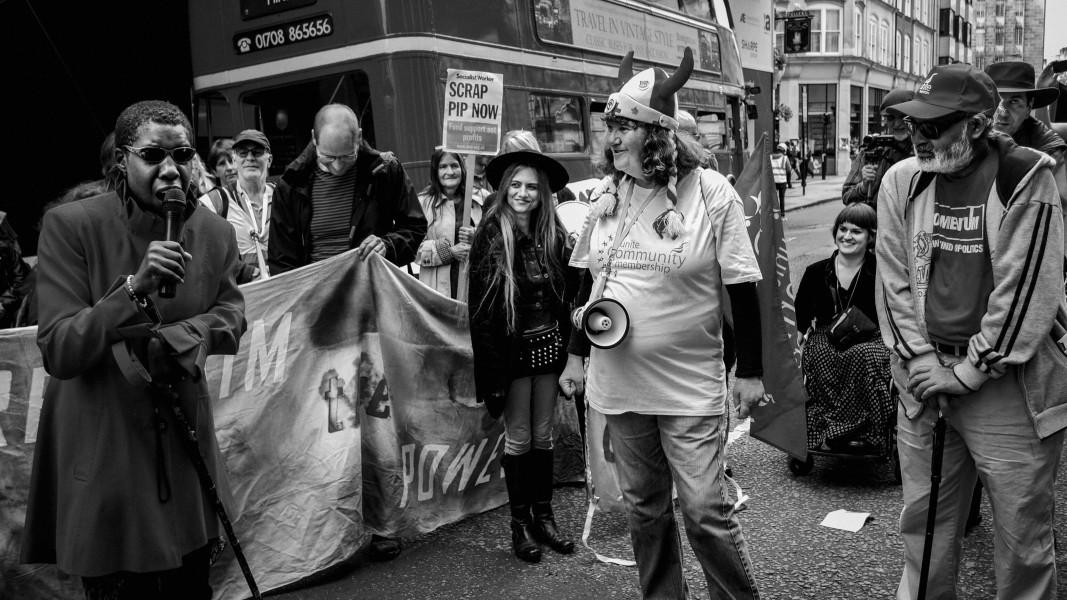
[906,170,936,204]
[208,187,230,219]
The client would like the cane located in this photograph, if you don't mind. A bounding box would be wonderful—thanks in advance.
[151,382,263,600]
[916,408,946,600]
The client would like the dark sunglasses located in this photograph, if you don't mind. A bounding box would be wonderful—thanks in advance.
[125,145,197,164]
[234,146,268,158]
[903,112,969,140]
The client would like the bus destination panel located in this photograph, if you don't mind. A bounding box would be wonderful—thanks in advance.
[233,13,334,55]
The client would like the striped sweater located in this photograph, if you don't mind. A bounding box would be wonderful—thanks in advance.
[875,133,1067,437]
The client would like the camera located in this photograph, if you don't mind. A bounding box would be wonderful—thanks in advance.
[862,134,897,164]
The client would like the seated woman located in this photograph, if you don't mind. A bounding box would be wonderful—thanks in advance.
[795,203,893,455]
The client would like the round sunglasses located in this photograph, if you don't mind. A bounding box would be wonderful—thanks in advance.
[124,145,197,164]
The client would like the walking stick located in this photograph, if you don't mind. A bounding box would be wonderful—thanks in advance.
[150,381,262,600]
[916,409,946,600]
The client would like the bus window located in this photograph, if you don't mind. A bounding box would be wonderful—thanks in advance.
[697,112,727,151]
[530,94,585,154]
[194,93,235,156]
[589,101,607,161]
[240,71,375,176]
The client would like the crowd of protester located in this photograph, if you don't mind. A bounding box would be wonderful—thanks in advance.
[13,49,1067,600]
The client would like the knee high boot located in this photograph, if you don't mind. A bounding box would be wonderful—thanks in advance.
[531,448,575,554]
[502,452,542,563]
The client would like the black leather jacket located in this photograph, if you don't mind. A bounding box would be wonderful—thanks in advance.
[468,220,580,402]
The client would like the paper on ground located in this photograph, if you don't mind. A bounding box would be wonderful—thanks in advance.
[820,509,871,532]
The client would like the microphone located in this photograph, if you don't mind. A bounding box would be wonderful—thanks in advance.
[159,188,187,299]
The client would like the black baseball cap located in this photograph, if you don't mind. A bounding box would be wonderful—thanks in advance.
[233,129,271,152]
[888,64,1000,120]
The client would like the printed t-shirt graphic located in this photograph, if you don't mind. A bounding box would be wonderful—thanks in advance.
[570,172,760,417]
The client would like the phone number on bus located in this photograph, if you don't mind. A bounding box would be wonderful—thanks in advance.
[233,14,334,55]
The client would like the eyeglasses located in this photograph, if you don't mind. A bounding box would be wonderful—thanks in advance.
[234,147,268,158]
[124,145,197,164]
[903,113,969,140]
[316,152,358,165]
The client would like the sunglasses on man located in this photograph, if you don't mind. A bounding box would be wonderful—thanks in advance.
[125,145,197,164]
[902,112,970,140]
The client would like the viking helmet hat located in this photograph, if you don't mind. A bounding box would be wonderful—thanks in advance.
[605,48,694,131]
[594,48,695,239]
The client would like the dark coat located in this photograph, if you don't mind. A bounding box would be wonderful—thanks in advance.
[468,220,580,406]
[795,251,878,334]
[268,140,427,273]
[21,191,246,576]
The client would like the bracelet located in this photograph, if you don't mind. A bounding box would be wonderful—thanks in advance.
[125,275,150,310]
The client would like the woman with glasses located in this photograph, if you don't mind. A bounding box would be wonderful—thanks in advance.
[21,100,245,600]
[468,150,579,563]
[415,148,489,298]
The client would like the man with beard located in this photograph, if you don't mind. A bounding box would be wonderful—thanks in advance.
[876,64,1067,599]
[841,89,915,206]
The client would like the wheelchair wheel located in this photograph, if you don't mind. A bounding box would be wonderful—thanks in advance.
[788,454,814,476]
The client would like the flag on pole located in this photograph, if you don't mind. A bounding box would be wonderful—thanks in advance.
[732,133,808,460]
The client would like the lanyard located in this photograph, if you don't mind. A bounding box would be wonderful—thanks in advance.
[591,179,662,301]
[235,187,271,241]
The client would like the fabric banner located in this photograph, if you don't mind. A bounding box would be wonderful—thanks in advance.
[733,134,809,460]
[0,250,582,600]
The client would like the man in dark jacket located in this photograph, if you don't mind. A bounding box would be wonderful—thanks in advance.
[841,89,915,206]
[268,104,425,561]
[268,103,426,274]
[985,60,1067,209]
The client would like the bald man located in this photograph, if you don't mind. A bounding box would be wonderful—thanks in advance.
[268,103,426,273]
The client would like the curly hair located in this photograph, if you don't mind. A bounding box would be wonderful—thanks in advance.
[107,100,196,198]
[594,116,704,186]
[113,100,193,151]
[471,160,567,333]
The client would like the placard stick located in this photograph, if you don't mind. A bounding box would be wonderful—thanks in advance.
[456,153,477,303]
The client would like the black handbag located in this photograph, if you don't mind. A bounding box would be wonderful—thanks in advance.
[516,323,563,374]
[827,274,878,350]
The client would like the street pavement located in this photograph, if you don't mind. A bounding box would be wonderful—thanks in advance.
[268,174,1067,600]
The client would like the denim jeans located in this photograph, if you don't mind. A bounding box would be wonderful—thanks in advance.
[895,362,1064,600]
[502,373,558,455]
[605,412,760,600]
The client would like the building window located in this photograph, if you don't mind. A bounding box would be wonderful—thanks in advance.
[851,85,864,145]
[869,18,878,59]
[922,0,929,27]
[995,28,1004,45]
[904,34,912,73]
[922,39,929,73]
[904,0,912,18]
[913,35,921,73]
[1014,26,1022,45]
[939,8,952,35]
[802,83,838,173]
[809,6,842,54]
[856,11,863,53]
[995,3,1004,17]
[868,87,888,135]
[896,31,903,69]
[880,22,889,65]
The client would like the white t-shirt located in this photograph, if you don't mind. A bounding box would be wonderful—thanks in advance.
[570,170,761,416]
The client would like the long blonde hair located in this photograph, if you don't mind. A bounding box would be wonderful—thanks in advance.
[472,162,567,332]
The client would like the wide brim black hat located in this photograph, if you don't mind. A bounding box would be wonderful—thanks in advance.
[486,150,570,193]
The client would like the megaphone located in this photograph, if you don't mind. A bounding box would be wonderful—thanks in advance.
[571,297,630,349]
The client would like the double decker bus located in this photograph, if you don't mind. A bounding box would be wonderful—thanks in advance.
[189,0,749,186]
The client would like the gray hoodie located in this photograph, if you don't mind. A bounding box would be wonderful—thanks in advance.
[875,132,1067,438]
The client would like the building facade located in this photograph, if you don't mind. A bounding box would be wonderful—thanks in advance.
[774,0,944,176]
[972,0,1045,70]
